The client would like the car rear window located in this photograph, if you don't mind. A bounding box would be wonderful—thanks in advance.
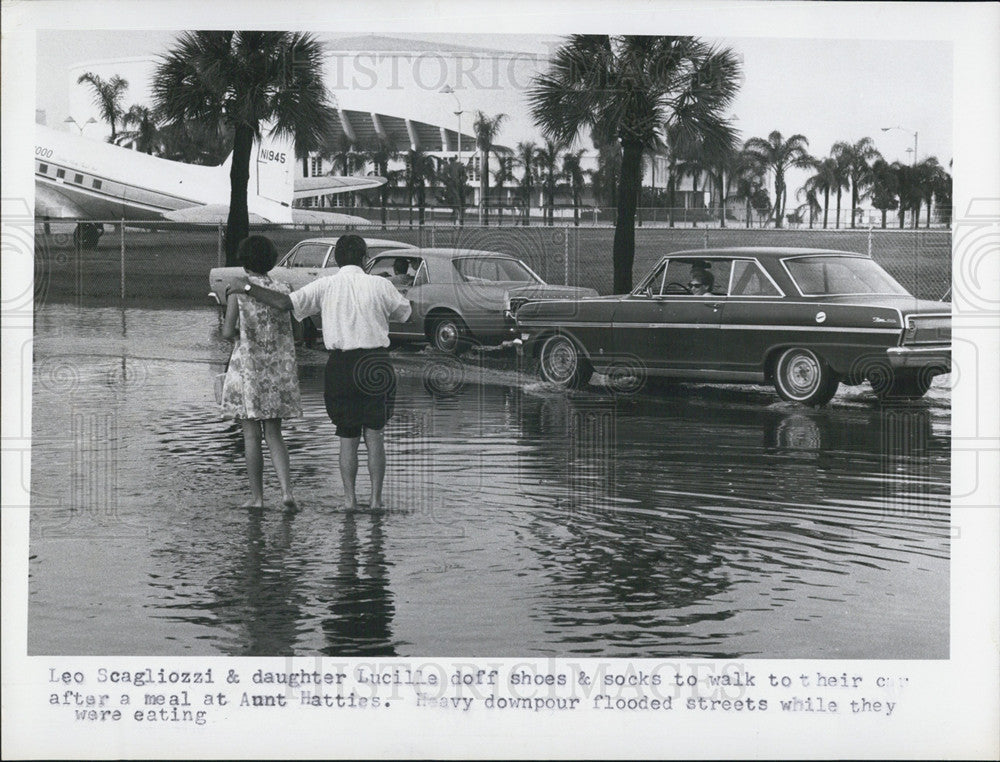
[784,256,909,296]
[453,257,540,283]
[285,243,329,268]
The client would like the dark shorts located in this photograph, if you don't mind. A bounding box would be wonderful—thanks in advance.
[324,348,396,438]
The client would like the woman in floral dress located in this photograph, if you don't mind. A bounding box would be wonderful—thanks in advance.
[221,235,302,509]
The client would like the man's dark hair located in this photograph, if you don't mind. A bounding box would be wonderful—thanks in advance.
[393,257,409,275]
[238,235,279,275]
[334,235,367,267]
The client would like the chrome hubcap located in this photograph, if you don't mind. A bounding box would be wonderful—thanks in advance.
[436,322,457,351]
[545,339,577,381]
[785,353,820,395]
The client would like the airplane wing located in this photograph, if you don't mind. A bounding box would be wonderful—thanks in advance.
[162,204,274,225]
[293,175,386,201]
[289,208,373,226]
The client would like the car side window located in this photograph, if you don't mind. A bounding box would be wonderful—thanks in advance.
[411,260,429,286]
[730,260,781,296]
[367,257,397,278]
[286,243,328,268]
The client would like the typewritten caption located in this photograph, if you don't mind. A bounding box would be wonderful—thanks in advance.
[46,663,911,726]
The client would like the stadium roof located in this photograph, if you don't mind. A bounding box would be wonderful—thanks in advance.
[323,34,533,58]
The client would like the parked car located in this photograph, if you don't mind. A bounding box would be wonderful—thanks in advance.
[362,248,600,353]
[515,248,951,405]
[207,236,418,307]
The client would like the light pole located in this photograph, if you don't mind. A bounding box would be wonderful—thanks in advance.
[881,125,918,166]
[440,85,465,224]
[64,116,97,135]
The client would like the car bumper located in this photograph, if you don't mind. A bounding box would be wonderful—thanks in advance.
[886,345,951,371]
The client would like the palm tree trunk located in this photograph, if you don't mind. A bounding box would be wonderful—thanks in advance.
[774,174,784,228]
[612,140,642,294]
[481,153,489,226]
[881,208,887,229]
[912,199,920,229]
[745,196,751,229]
[925,196,932,228]
[718,172,726,228]
[667,164,676,228]
[899,207,905,229]
[823,189,829,229]
[835,189,842,230]
[850,184,858,229]
[224,123,254,265]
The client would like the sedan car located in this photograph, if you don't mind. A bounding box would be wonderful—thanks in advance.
[364,248,600,353]
[207,236,418,307]
[515,248,951,405]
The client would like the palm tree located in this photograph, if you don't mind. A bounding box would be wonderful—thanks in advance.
[742,130,811,228]
[363,136,399,228]
[529,35,741,292]
[795,186,822,228]
[76,72,129,142]
[588,136,622,221]
[869,158,899,229]
[436,157,467,225]
[405,148,437,226]
[802,156,840,229]
[561,149,587,226]
[892,162,921,229]
[731,148,766,228]
[915,157,947,229]
[491,156,515,225]
[832,137,881,228]
[932,160,953,226]
[514,140,538,226]
[116,104,160,154]
[534,139,563,226]
[472,111,508,225]
[153,31,333,264]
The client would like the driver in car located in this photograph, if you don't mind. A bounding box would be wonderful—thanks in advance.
[688,267,714,296]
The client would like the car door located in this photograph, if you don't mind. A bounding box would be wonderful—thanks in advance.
[270,241,334,291]
[611,258,727,373]
[715,258,786,374]
[366,255,425,339]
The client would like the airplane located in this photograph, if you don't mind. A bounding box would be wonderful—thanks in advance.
[34,123,385,248]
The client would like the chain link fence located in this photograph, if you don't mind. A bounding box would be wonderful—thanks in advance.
[33,220,951,310]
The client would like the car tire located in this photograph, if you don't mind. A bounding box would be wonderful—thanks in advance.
[538,334,593,389]
[875,369,933,401]
[431,314,471,354]
[773,347,839,406]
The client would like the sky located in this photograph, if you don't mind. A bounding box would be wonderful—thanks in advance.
[35,29,952,200]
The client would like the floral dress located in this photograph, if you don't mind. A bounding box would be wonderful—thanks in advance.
[220,273,302,421]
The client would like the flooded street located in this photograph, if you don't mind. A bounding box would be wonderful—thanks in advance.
[28,306,950,658]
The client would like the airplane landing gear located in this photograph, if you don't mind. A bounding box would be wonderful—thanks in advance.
[73,222,104,250]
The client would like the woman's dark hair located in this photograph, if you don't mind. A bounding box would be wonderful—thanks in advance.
[334,234,367,268]
[238,235,279,275]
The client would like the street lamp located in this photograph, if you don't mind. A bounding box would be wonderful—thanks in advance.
[64,116,97,135]
[440,85,463,165]
[881,125,918,166]
[440,85,466,224]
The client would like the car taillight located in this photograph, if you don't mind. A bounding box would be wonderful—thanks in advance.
[903,315,950,344]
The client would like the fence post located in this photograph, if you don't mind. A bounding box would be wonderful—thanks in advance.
[431,225,436,248]
[120,217,126,304]
[703,229,709,249]
[564,228,569,285]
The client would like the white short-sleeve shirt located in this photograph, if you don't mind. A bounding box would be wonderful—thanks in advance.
[289,265,412,350]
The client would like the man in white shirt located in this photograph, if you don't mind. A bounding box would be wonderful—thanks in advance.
[231,235,412,511]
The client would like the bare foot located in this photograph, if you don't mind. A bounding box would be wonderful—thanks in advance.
[370,500,384,511]
[241,497,264,509]
[282,495,298,512]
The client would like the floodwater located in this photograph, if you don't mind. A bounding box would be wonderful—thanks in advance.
[28,306,950,658]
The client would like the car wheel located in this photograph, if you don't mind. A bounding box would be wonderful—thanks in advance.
[431,314,470,354]
[773,347,839,406]
[875,369,933,401]
[538,334,593,389]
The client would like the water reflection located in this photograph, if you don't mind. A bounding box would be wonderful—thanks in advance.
[321,510,396,656]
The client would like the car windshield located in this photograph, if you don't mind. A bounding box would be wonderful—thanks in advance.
[453,257,541,284]
[784,256,909,296]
